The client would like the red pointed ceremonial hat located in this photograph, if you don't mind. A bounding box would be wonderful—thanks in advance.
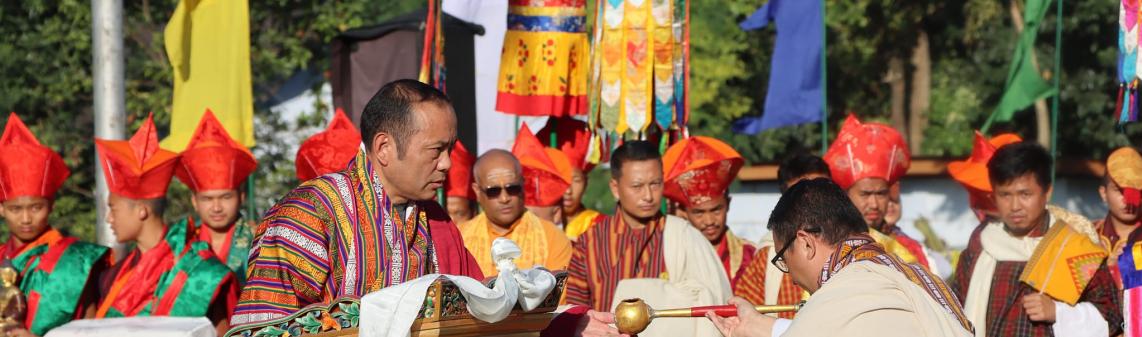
[1107,146,1142,209]
[947,131,1023,210]
[0,113,70,202]
[446,140,476,201]
[175,109,257,192]
[512,123,572,207]
[823,115,911,190]
[536,117,595,172]
[296,108,362,181]
[96,113,180,199]
[662,136,744,208]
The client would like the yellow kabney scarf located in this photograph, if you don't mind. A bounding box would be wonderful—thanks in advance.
[459,211,552,276]
[1020,206,1108,305]
[870,228,920,265]
[564,208,601,240]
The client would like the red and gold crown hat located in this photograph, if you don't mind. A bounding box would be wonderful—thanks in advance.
[512,123,573,207]
[662,136,744,208]
[823,115,911,190]
[1107,146,1142,209]
[175,109,257,192]
[296,108,362,181]
[446,140,476,201]
[536,116,595,172]
[96,113,180,199]
[0,113,70,202]
[947,131,1023,211]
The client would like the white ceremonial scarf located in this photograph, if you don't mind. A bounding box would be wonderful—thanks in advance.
[610,215,731,337]
[783,261,973,337]
[963,220,1043,337]
[758,232,787,307]
[359,238,556,337]
[963,206,1103,337]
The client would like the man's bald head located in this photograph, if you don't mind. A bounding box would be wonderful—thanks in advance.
[472,149,526,228]
[473,149,522,184]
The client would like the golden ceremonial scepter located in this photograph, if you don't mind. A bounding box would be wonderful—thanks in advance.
[613,298,805,335]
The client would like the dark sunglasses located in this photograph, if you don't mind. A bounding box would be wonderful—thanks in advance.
[771,227,822,273]
[483,184,523,198]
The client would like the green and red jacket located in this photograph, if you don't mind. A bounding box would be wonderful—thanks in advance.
[96,220,237,319]
[185,217,254,283]
[0,228,109,336]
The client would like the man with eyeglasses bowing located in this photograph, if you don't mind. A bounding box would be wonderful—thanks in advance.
[708,179,973,337]
[457,145,573,276]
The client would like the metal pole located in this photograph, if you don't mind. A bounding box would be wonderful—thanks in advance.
[92,0,126,257]
[1050,0,1061,185]
[819,0,828,154]
[247,177,257,221]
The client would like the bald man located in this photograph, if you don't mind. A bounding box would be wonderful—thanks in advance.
[457,150,573,276]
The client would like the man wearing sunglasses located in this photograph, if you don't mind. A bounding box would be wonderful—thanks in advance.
[457,149,573,277]
[708,178,974,337]
[565,140,730,337]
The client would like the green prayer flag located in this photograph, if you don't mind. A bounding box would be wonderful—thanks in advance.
[983,0,1057,133]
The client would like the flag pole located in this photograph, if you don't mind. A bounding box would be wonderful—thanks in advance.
[819,0,828,154]
[1050,0,1061,185]
[92,0,126,258]
[247,176,257,221]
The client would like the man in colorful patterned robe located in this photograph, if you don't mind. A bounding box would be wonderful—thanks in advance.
[536,117,601,240]
[823,115,929,269]
[174,110,257,282]
[1095,146,1142,335]
[0,113,110,337]
[565,140,730,337]
[662,136,756,291]
[708,179,973,337]
[95,114,238,335]
[733,153,830,318]
[951,142,1122,337]
[458,149,572,276]
[233,80,484,325]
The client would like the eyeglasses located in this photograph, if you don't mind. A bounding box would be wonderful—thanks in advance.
[483,184,523,198]
[770,227,822,273]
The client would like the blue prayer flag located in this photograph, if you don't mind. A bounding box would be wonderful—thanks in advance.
[732,0,824,135]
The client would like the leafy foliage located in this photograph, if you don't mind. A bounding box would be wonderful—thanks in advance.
[0,0,422,240]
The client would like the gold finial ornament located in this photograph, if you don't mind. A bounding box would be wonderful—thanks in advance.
[613,298,804,335]
[0,261,26,333]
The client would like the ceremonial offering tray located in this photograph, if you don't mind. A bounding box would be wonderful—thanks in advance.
[226,271,566,337]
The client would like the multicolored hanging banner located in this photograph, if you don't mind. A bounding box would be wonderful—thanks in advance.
[495,0,590,117]
[420,0,446,91]
[1118,0,1140,124]
[590,0,690,138]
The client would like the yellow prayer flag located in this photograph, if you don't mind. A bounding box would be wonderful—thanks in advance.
[1020,222,1108,305]
[161,0,254,151]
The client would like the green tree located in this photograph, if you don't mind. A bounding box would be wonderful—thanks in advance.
[0,0,423,240]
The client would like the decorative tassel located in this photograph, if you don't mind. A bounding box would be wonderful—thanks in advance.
[1124,86,1134,124]
[1116,84,1125,121]
[1132,84,1139,122]
[1134,85,1140,122]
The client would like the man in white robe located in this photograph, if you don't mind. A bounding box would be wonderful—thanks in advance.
[708,178,974,337]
